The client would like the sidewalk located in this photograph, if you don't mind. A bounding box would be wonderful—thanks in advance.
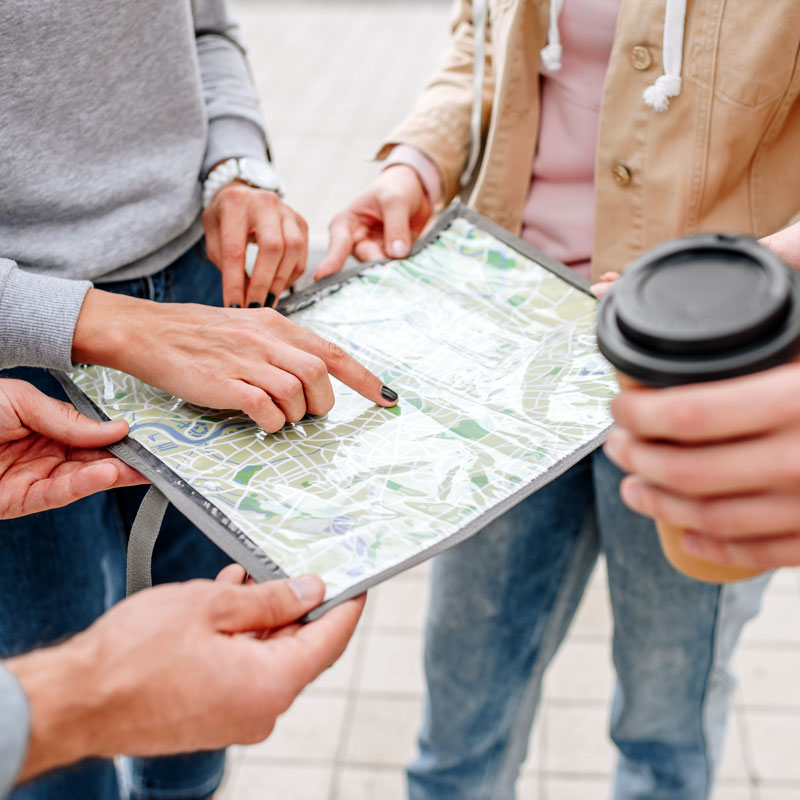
[218,559,800,800]
[231,0,452,268]
[221,3,800,797]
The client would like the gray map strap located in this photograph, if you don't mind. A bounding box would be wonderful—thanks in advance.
[126,485,170,595]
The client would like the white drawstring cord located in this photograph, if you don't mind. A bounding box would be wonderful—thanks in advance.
[644,0,687,111]
[540,0,565,72]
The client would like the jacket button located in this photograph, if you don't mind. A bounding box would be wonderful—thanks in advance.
[630,45,653,71]
[612,163,632,186]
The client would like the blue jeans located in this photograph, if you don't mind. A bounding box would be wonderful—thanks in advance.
[0,244,231,800]
[408,449,770,800]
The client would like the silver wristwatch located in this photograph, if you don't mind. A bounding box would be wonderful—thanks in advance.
[202,157,287,209]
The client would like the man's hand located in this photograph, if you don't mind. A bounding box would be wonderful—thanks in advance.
[602,221,800,571]
[72,292,398,433]
[203,182,308,309]
[315,165,432,281]
[10,566,365,783]
[604,364,800,570]
[0,379,145,519]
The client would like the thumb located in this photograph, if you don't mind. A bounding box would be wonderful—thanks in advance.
[211,575,325,633]
[315,217,357,281]
[9,381,129,447]
[378,192,413,259]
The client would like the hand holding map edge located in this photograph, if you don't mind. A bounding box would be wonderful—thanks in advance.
[10,565,365,783]
[315,165,432,281]
[71,290,398,433]
[0,379,146,519]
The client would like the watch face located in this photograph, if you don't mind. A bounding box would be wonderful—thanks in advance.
[239,158,281,190]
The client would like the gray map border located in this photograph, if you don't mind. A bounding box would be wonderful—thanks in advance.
[55,202,611,620]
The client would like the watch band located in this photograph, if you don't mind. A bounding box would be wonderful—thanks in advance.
[202,158,286,209]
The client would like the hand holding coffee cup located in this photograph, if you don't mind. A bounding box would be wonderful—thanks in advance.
[596,234,800,583]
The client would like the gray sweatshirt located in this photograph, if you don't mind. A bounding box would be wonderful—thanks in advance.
[0,0,269,371]
[0,664,29,798]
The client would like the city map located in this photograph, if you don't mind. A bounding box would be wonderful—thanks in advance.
[70,216,617,600]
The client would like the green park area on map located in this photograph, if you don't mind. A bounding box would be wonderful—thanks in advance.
[71,218,617,599]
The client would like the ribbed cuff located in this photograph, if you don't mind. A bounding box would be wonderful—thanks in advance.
[0,664,31,797]
[202,117,269,180]
[0,259,92,371]
[382,144,444,206]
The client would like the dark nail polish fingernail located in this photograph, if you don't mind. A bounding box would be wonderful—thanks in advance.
[381,386,398,402]
[229,303,241,309]
[248,302,261,309]
[266,292,276,308]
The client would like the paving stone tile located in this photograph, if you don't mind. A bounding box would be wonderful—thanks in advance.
[543,704,614,777]
[733,647,800,709]
[766,568,799,594]
[567,586,613,640]
[709,782,755,800]
[239,694,348,762]
[395,559,432,583]
[223,761,332,800]
[343,696,424,766]
[739,590,800,647]
[745,711,800,782]
[517,774,542,798]
[543,640,614,703]
[334,766,406,800]
[308,632,362,693]
[587,559,608,593]
[368,578,431,632]
[358,630,426,695]
[214,769,239,800]
[758,786,800,799]
[544,776,610,799]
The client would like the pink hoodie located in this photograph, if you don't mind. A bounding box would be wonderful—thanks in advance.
[386,0,621,277]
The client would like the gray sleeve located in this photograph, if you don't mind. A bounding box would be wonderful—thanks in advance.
[191,0,271,177]
[0,664,30,798]
[0,259,92,371]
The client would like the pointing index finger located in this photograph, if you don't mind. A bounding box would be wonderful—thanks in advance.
[273,317,398,408]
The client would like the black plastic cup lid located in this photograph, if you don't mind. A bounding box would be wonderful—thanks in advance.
[597,233,800,386]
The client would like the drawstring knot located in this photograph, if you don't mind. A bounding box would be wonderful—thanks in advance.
[540,0,565,72]
[643,74,682,112]
[643,0,687,112]
[540,42,563,72]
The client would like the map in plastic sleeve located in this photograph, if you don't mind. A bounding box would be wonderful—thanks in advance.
[69,215,616,601]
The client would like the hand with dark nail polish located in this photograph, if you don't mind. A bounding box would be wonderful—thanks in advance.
[380,386,399,403]
[266,292,276,308]
[229,304,241,309]
[248,302,261,309]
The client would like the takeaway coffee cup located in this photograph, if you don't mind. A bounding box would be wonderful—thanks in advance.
[596,233,800,583]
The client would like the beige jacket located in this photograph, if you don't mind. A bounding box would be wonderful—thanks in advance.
[379,0,800,280]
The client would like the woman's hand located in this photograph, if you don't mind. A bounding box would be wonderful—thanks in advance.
[203,183,309,310]
[315,165,432,280]
[72,292,398,434]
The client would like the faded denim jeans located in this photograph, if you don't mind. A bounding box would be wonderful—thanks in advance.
[408,449,769,800]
